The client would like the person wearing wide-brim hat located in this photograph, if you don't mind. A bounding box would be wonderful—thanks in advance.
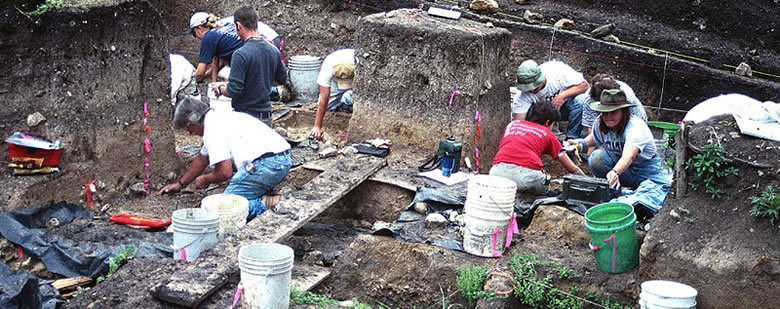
[566,88,671,213]
[512,59,590,139]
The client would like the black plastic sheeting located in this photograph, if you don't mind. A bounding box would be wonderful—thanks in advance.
[0,263,61,309]
[0,202,173,279]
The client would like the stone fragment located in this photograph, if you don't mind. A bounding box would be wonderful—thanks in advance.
[26,112,46,127]
[603,34,620,43]
[735,62,752,76]
[523,10,543,24]
[129,182,146,196]
[373,220,391,230]
[591,23,616,39]
[318,146,338,158]
[469,0,499,15]
[425,213,448,227]
[553,19,575,30]
[303,250,324,266]
[413,202,428,214]
[338,146,358,155]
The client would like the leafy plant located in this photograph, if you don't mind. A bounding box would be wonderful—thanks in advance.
[664,155,676,171]
[290,286,339,307]
[456,265,497,308]
[685,143,739,199]
[30,0,68,15]
[749,186,780,224]
[96,245,136,283]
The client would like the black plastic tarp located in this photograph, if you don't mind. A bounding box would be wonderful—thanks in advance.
[0,263,61,309]
[0,202,173,279]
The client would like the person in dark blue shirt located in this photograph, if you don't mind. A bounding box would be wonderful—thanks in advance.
[188,12,243,83]
[211,7,287,127]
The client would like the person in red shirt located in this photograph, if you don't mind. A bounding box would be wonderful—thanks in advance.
[490,102,584,194]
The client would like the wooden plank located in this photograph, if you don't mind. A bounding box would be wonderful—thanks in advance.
[52,276,92,291]
[151,155,385,308]
[304,157,433,192]
[675,122,688,198]
[291,263,331,291]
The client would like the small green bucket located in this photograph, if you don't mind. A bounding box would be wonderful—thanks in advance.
[584,202,639,274]
[647,121,681,138]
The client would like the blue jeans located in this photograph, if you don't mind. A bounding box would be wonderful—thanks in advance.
[562,96,584,139]
[327,89,353,112]
[225,152,291,221]
[588,149,671,213]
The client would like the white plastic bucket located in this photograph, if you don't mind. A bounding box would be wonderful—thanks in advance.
[239,243,295,309]
[172,208,220,262]
[201,193,249,238]
[639,280,697,309]
[288,55,322,101]
[463,175,517,257]
[207,82,233,111]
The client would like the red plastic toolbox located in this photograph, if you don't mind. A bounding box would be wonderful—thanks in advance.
[8,143,63,167]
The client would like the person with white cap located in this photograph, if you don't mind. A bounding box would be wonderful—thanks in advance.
[513,59,590,139]
[567,88,670,191]
[310,48,356,140]
[159,96,291,221]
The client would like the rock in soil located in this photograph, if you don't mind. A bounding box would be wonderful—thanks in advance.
[553,18,575,30]
[470,0,499,14]
[523,10,544,24]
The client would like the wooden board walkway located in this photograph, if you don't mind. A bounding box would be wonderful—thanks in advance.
[151,155,385,307]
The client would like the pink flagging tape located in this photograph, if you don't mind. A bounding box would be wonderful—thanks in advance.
[504,213,519,248]
[143,101,149,116]
[143,138,151,153]
[604,235,617,273]
[227,282,244,309]
[180,247,187,262]
[491,228,504,257]
[449,89,462,105]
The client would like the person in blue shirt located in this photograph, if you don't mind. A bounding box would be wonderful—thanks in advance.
[188,12,243,83]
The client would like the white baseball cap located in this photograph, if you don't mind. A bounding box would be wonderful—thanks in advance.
[187,12,209,34]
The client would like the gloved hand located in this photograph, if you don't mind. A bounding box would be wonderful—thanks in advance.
[563,139,586,152]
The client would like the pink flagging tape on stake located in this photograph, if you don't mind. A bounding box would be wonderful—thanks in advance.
[604,235,617,273]
[589,243,599,251]
[143,101,149,116]
[180,247,187,262]
[144,138,151,153]
[504,213,519,248]
[227,282,244,309]
[491,228,504,257]
[449,89,462,105]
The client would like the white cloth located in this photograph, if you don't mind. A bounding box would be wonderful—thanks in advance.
[169,54,195,103]
[217,17,279,41]
[683,93,780,124]
[200,109,290,168]
[512,60,585,114]
[316,49,356,88]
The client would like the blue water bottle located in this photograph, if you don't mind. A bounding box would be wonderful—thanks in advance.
[441,155,453,177]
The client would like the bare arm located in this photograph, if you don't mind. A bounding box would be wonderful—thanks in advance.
[310,86,331,139]
[159,153,210,194]
[557,151,585,175]
[195,62,210,82]
[606,145,640,188]
[552,81,590,109]
[194,159,233,189]
[210,57,220,83]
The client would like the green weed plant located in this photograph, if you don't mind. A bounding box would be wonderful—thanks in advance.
[456,265,498,308]
[685,143,739,199]
[749,186,780,224]
[96,245,136,283]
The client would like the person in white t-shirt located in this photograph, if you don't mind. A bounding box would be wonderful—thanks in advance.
[512,60,589,139]
[169,54,199,108]
[159,97,291,220]
[310,48,356,139]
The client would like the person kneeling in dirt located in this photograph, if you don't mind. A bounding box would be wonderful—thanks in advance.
[567,89,670,212]
[310,48,356,140]
[211,7,287,128]
[159,97,291,221]
[512,59,590,139]
[575,74,647,156]
[490,102,585,195]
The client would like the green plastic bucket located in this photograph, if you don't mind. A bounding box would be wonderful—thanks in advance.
[584,202,639,274]
[647,121,681,137]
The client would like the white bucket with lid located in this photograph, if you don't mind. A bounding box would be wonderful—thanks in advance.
[207,82,233,111]
[288,55,322,101]
[172,208,220,262]
[463,175,517,257]
[201,193,249,238]
[239,243,295,309]
[639,280,697,309]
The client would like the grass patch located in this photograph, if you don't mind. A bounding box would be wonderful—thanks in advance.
[750,185,780,224]
[456,264,499,308]
[96,245,136,283]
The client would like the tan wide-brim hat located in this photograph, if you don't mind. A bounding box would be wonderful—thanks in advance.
[590,88,634,113]
[333,63,355,89]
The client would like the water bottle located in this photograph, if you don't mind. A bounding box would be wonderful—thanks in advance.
[441,155,453,177]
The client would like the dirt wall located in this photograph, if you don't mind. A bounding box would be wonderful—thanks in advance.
[0,0,181,209]
[349,10,512,171]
